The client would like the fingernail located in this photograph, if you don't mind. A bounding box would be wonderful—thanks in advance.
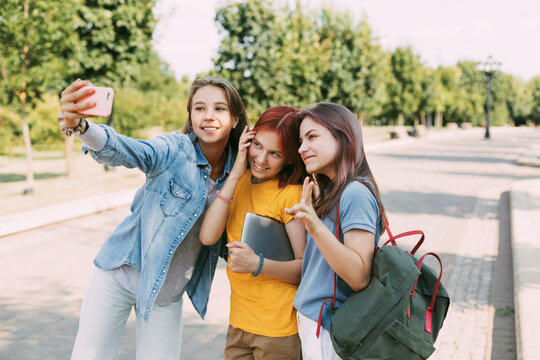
[90,89,95,94]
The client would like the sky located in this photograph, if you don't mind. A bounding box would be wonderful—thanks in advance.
[152,0,540,82]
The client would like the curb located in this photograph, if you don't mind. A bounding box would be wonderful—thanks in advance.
[0,188,137,237]
[510,179,540,360]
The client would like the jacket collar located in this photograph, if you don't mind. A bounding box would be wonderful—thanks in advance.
[189,132,235,180]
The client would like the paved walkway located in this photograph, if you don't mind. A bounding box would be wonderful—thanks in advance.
[1,126,539,359]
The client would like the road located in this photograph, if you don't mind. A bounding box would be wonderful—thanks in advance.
[1,126,539,359]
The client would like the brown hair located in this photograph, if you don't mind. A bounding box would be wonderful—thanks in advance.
[182,76,248,154]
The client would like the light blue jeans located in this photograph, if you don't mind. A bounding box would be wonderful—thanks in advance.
[71,268,183,360]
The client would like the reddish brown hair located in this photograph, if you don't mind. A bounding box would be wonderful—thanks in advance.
[252,106,307,187]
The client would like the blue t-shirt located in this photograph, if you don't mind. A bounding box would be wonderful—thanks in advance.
[293,180,381,330]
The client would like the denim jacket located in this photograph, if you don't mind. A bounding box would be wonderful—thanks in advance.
[82,125,233,321]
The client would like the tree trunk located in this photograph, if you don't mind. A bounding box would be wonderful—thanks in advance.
[20,91,34,195]
[435,112,443,128]
[358,113,364,126]
[64,135,74,178]
[20,0,34,195]
[397,113,404,127]
[420,111,426,126]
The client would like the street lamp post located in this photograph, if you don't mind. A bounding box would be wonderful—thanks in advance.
[477,56,501,139]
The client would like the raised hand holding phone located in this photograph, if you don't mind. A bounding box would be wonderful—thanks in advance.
[75,85,114,117]
[59,79,113,129]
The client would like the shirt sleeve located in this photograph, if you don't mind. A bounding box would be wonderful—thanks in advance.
[339,181,379,235]
[76,119,107,151]
[280,184,302,224]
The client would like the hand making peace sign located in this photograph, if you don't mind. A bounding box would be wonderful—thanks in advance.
[285,176,322,234]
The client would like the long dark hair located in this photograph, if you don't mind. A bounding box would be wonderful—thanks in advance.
[299,102,387,231]
[252,106,307,187]
[182,76,248,154]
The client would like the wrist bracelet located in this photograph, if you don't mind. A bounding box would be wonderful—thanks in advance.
[216,190,234,203]
[252,253,264,277]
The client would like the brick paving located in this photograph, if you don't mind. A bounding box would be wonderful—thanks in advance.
[430,187,500,359]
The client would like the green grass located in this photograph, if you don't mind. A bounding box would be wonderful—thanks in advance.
[0,172,64,183]
[495,306,514,317]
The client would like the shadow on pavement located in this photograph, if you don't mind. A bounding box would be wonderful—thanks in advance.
[378,153,517,165]
[443,170,540,181]
[382,190,498,219]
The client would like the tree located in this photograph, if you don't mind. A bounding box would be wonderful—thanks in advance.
[433,66,459,128]
[112,52,189,138]
[69,0,157,87]
[417,67,437,128]
[503,75,532,126]
[213,0,387,123]
[527,76,540,125]
[316,10,387,122]
[449,61,484,126]
[0,0,76,194]
[386,47,423,126]
[61,0,157,174]
[213,0,280,119]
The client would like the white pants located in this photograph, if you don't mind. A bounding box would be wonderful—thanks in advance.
[296,312,341,360]
[71,268,183,360]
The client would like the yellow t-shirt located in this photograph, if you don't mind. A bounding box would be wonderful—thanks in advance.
[227,170,302,337]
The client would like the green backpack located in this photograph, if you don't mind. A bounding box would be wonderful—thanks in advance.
[319,187,450,359]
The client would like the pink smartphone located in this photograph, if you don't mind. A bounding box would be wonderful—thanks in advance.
[76,85,114,117]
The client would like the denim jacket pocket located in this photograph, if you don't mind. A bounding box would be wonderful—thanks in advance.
[160,178,193,217]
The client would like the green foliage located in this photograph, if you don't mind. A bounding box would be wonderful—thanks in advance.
[213,0,387,122]
[0,0,169,154]
[443,61,485,125]
[0,0,76,106]
[27,93,65,149]
[528,76,540,125]
[0,107,21,154]
[434,66,458,114]
[108,53,190,137]
[68,0,157,88]
[3,0,540,156]
[316,10,388,121]
[417,68,437,115]
[385,47,423,124]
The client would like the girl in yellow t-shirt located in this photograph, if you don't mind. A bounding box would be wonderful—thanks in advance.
[200,106,308,360]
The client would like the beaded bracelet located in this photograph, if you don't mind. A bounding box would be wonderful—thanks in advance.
[252,253,264,277]
[216,190,234,203]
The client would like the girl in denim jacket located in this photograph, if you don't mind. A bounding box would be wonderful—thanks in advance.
[58,77,248,359]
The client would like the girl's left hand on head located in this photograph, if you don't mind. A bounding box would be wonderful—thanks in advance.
[230,126,256,180]
[226,241,260,274]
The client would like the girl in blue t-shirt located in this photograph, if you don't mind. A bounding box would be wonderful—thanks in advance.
[285,102,388,359]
